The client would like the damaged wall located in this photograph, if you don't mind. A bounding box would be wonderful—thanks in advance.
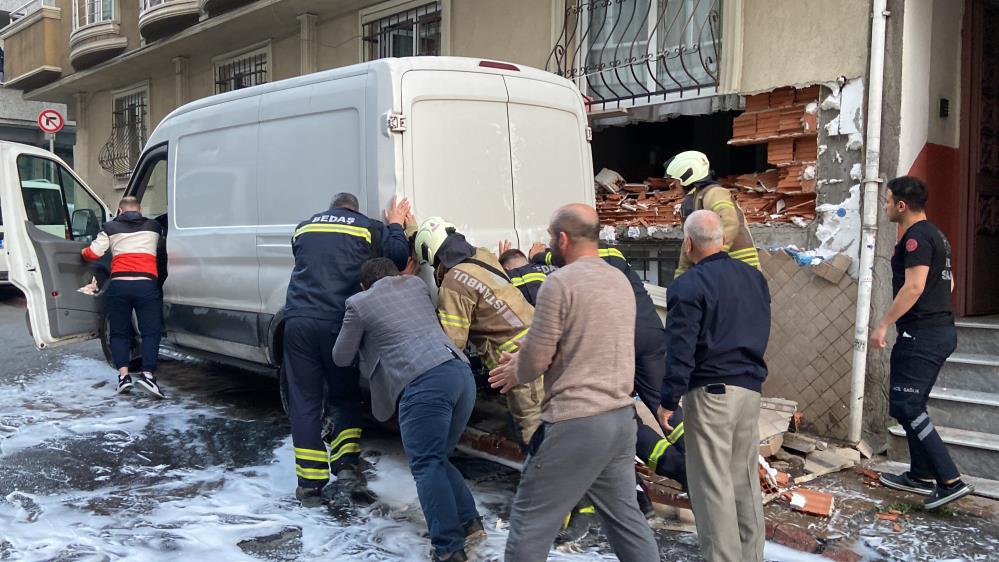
[731,0,872,94]
[761,250,858,441]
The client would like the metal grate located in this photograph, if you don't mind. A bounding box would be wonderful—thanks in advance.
[362,1,441,61]
[617,241,682,287]
[98,90,148,180]
[215,50,268,94]
[547,0,722,112]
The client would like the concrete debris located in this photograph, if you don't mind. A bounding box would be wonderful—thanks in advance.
[802,448,858,477]
[759,434,785,458]
[856,438,878,459]
[812,252,853,284]
[783,433,820,454]
[595,168,625,193]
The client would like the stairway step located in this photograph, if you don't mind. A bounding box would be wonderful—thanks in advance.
[871,459,999,500]
[955,320,999,356]
[888,424,999,480]
[938,353,999,393]
[927,388,999,434]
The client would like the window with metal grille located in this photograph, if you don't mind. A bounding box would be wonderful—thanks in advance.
[98,87,148,180]
[362,1,441,62]
[215,47,269,94]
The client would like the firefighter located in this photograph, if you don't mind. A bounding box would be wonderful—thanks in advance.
[497,240,551,306]
[283,192,410,507]
[414,218,544,448]
[665,150,760,278]
[528,242,687,543]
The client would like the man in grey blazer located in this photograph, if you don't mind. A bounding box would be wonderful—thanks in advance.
[333,257,483,562]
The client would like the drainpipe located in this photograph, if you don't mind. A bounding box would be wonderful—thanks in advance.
[848,0,890,444]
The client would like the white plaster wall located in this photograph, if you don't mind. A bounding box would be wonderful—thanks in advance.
[926,0,963,149]
[897,0,933,175]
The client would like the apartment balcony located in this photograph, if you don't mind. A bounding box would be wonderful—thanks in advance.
[69,0,127,70]
[197,0,252,17]
[0,0,64,90]
[139,0,200,41]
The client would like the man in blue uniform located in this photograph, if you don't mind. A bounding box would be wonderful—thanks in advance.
[871,176,973,509]
[284,192,410,507]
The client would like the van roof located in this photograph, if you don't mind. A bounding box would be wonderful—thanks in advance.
[158,57,574,124]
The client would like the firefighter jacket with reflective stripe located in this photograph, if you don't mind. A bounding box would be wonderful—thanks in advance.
[507,263,549,307]
[676,183,760,278]
[531,244,663,332]
[284,207,409,323]
[82,211,161,279]
[437,248,535,369]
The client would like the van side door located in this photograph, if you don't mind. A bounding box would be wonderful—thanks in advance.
[0,144,112,349]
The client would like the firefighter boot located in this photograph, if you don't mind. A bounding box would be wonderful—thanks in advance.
[555,503,597,546]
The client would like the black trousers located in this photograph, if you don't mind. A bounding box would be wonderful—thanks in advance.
[283,317,364,488]
[633,324,666,417]
[889,324,960,484]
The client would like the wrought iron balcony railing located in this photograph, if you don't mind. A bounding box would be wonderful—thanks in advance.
[547,0,722,111]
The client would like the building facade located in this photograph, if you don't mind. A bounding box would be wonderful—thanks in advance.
[2,0,997,476]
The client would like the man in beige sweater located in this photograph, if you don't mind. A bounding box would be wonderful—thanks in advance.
[489,204,659,562]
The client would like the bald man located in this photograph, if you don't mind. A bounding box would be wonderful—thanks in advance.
[658,210,771,562]
[489,204,659,562]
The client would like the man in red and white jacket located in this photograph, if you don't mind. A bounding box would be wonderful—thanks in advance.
[82,196,164,398]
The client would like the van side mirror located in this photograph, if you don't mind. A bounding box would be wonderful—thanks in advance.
[71,208,100,242]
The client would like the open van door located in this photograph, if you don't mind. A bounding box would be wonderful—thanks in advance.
[0,142,112,349]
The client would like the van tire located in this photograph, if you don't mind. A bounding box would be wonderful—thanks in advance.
[98,313,143,372]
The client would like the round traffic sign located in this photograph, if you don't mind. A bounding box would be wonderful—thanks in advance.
[37,108,65,134]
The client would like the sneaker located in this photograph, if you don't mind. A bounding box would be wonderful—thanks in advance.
[463,517,487,548]
[134,372,165,399]
[116,374,134,395]
[879,472,935,496]
[924,481,974,510]
[431,549,468,562]
[555,505,597,545]
[295,485,327,508]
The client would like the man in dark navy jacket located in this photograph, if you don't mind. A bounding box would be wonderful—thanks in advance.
[657,209,771,562]
[283,192,410,507]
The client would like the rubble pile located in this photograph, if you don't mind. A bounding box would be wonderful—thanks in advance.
[595,85,823,229]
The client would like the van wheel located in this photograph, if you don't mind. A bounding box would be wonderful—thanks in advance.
[278,365,290,416]
[98,313,143,372]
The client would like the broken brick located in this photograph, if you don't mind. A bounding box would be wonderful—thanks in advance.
[733,112,758,139]
[766,521,820,553]
[795,137,819,161]
[784,488,835,517]
[768,138,796,166]
[745,92,770,112]
[794,84,822,103]
[769,88,796,109]
[823,547,863,562]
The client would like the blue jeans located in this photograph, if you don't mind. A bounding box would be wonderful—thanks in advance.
[398,359,479,557]
[889,324,960,484]
[106,280,162,373]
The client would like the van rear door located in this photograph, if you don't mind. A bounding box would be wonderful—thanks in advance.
[0,143,112,348]
[504,76,593,246]
[401,71,516,248]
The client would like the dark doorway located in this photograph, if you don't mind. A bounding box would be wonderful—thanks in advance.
[959,0,999,315]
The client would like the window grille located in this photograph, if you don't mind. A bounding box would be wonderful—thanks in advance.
[362,1,441,61]
[98,88,148,180]
[215,48,269,94]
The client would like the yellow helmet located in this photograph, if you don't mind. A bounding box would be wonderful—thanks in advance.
[414,216,456,265]
[664,150,710,187]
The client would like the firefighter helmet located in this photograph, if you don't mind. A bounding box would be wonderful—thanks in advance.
[664,150,710,187]
[414,216,456,265]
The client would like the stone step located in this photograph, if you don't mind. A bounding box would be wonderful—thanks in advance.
[888,424,999,481]
[927,388,999,434]
[955,319,999,356]
[937,353,999,394]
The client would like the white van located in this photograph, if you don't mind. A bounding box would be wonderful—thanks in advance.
[0,57,593,376]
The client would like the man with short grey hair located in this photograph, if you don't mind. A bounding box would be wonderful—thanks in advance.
[658,209,771,562]
[489,204,659,562]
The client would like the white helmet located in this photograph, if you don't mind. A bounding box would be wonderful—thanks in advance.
[414,216,456,265]
[664,150,710,187]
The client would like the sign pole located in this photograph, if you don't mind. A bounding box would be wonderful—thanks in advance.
[48,133,54,155]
